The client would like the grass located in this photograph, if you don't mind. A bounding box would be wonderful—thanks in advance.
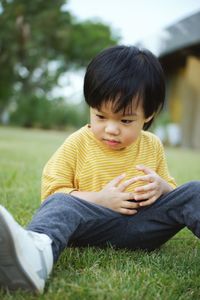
[0,126,200,300]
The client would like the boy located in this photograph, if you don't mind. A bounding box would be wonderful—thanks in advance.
[0,45,200,294]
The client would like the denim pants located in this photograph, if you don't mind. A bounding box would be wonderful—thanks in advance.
[27,181,200,262]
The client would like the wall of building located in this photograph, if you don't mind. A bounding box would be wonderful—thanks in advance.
[166,56,200,149]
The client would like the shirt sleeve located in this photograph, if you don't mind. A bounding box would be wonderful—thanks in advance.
[155,138,177,189]
[41,135,77,201]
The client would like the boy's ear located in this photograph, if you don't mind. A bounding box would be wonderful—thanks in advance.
[144,114,154,124]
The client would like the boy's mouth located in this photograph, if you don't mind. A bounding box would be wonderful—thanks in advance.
[103,139,121,146]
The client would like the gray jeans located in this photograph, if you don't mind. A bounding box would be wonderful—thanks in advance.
[27,181,200,262]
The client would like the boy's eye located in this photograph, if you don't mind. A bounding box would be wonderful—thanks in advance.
[121,119,133,124]
[96,114,105,119]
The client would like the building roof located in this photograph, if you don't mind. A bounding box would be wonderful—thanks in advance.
[136,11,200,58]
[159,11,200,57]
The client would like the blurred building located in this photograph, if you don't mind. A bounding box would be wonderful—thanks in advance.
[137,11,200,149]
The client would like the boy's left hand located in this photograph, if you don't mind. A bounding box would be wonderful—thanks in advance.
[133,165,173,207]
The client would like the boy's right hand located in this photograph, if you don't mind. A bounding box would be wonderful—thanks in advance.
[71,174,139,215]
[97,174,139,215]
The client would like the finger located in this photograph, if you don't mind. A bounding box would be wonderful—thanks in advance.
[133,174,155,184]
[122,192,136,201]
[105,173,126,188]
[136,165,155,175]
[122,200,140,209]
[139,196,158,207]
[118,177,138,192]
[119,208,138,215]
[134,182,156,193]
[134,190,156,201]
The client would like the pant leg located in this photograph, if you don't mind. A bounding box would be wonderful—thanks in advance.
[27,193,128,262]
[123,181,200,250]
[27,181,200,262]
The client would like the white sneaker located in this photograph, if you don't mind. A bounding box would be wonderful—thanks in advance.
[0,205,53,294]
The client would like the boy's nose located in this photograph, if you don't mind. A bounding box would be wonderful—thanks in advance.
[105,123,120,135]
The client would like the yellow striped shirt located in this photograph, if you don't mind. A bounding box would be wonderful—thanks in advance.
[41,125,177,201]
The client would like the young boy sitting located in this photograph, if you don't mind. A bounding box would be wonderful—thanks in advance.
[0,45,200,294]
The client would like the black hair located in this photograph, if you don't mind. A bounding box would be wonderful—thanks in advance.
[83,45,165,130]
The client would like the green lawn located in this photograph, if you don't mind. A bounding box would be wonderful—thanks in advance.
[0,126,200,300]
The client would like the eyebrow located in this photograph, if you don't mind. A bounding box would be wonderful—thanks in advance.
[122,112,138,117]
[95,109,138,117]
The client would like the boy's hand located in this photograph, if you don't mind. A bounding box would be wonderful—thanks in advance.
[71,174,139,215]
[98,174,140,215]
[133,165,173,207]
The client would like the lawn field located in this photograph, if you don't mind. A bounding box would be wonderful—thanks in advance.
[0,126,200,300]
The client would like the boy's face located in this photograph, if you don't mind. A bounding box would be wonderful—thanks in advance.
[90,101,153,150]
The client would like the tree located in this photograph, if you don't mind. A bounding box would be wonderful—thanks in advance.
[0,0,119,126]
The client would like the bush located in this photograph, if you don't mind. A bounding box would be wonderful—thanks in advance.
[10,96,89,129]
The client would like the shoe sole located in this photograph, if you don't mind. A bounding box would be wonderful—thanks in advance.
[0,208,41,293]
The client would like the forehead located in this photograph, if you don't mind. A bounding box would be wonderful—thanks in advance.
[99,100,144,116]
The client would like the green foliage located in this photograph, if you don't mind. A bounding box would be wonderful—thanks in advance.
[0,0,119,126]
[68,20,119,66]
[10,96,89,129]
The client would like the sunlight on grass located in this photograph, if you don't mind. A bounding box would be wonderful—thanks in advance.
[0,126,200,300]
